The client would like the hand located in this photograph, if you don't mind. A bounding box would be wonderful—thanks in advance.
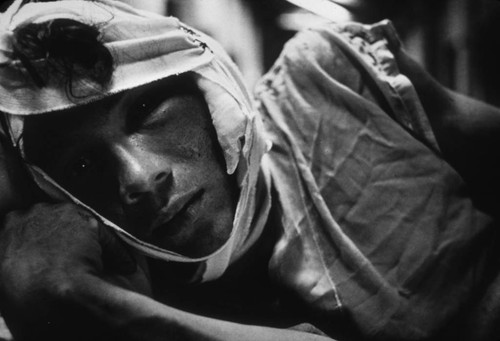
[0,203,335,341]
[0,202,150,340]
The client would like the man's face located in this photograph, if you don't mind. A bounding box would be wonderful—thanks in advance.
[23,77,238,257]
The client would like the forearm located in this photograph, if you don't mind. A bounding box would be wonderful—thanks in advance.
[71,274,333,341]
[395,49,500,147]
[395,49,500,211]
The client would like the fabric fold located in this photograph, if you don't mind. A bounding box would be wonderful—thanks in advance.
[256,20,493,340]
[0,0,272,282]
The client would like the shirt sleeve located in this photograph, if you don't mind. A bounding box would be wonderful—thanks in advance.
[255,20,496,340]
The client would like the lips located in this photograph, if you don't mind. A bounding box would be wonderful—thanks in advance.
[150,189,204,239]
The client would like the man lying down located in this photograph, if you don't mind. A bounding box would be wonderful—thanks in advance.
[0,1,499,340]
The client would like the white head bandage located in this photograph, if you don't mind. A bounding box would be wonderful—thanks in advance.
[0,0,271,282]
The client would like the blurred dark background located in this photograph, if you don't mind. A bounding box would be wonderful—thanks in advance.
[2,0,500,106]
[164,0,500,107]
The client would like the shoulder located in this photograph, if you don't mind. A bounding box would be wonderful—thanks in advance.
[256,20,401,99]
[255,20,438,151]
[254,21,402,155]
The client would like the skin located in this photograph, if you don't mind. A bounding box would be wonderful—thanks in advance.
[23,76,238,258]
[0,202,330,341]
[2,44,500,341]
[393,49,500,214]
[0,76,332,341]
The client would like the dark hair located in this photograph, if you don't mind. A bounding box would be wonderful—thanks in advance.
[11,18,113,91]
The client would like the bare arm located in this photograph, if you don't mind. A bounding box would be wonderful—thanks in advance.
[395,49,500,213]
[0,203,334,341]
[68,275,332,341]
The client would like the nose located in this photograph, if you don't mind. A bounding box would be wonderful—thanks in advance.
[114,145,171,206]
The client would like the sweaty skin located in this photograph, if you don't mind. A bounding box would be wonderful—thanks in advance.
[0,202,330,341]
[22,76,239,258]
[3,27,500,341]
[0,76,334,340]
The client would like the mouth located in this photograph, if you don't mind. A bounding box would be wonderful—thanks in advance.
[150,189,204,240]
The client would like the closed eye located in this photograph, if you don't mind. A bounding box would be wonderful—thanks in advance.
[127,92,167,132]
[125,75,198,133]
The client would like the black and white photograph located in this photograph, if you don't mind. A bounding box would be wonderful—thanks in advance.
[0,0,499,340]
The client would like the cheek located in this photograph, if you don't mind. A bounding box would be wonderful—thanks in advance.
[150,120,225,171]
[191,135,228,183]
[146,131,205,162]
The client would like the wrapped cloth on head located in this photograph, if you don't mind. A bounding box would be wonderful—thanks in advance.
[0,0,272,282]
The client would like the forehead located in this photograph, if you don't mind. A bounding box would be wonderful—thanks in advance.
[22,75,209,163]
[27,74,200,126]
